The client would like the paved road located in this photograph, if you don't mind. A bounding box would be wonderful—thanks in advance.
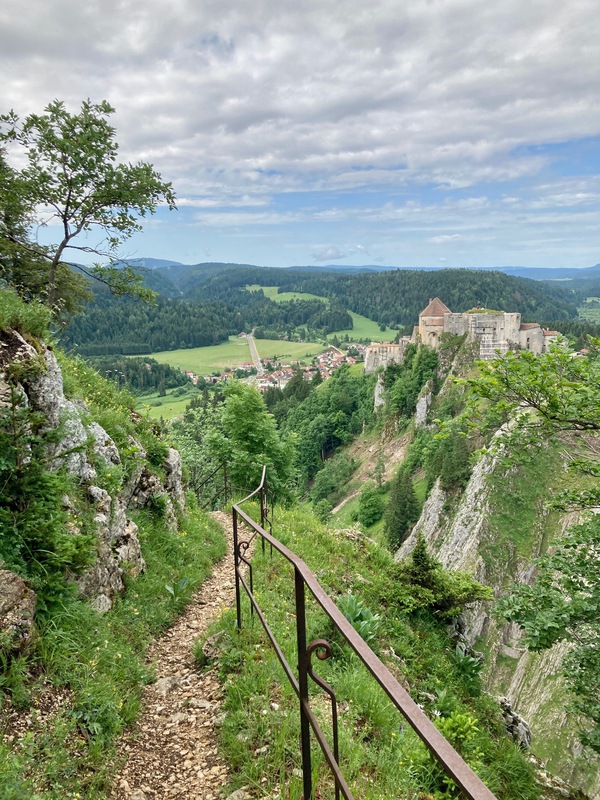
[247,334,264,376]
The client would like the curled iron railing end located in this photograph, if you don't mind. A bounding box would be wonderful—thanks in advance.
[307,638,333,663]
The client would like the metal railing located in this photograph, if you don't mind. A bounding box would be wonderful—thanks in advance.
[232,467,498,800]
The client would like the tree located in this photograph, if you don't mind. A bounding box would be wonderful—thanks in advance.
[357,481,385,527]
[384,467,420,551]
[467,339,600,752]
[0,99,176,310]
[206,382,297,502]
[395,533,493,621]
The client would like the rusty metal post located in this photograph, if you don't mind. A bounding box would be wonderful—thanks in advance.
[260,478,267,554]
[233,507,242,631]
[295,566,312,800]
[223,462,229,505]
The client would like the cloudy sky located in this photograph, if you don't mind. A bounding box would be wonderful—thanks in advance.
[1,0,599,268]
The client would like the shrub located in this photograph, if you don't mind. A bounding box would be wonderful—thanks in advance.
[357,481,385,527]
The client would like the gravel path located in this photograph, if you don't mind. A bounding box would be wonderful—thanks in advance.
[111,511,241,800]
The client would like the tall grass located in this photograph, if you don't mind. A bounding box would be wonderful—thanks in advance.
[205,505,539,800]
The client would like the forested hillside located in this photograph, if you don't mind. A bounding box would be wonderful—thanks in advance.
[187,266,578,325]
[62,265,578,356]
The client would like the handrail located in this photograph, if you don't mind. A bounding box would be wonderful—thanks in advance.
[232,472,498,800]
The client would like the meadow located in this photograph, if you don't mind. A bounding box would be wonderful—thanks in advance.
[246,285,397,343]
[147,336,326,376]
[136,387,200,420]
[578,298,600,323]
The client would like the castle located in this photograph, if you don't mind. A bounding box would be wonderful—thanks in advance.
[364,298,559,372]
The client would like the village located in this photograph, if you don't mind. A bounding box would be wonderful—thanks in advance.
[180,342,368,390]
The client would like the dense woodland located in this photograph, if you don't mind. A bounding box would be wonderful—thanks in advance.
[85,356,193,394]
[60,264,581,355]
[60,286,353,354]
[188,265,579,325]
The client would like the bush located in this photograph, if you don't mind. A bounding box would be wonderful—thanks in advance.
[394,535,493,621]
[357,481,385,527]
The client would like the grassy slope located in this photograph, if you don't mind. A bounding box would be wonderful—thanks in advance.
[208,504,539,800]
[578,298,600,322]
[148,336,326,376]
[246,285,397,343]
[0,336,228,798]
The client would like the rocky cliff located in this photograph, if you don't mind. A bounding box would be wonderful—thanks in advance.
[397,442,599,798]
[0,328,186,641]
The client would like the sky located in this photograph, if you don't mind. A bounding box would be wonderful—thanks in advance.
[1,0,599,270]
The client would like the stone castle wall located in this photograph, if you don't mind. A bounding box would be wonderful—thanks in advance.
[365,301,554,372]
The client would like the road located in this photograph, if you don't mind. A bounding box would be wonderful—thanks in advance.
[247,333,264,376]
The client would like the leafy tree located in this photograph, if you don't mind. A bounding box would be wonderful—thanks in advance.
[496,519,600,752]
[467,339,600,752]
[357,481,385,527]
[205,382,296,501]
[309,453,356,505]
[0,99,176,309]
[384,468,420,551]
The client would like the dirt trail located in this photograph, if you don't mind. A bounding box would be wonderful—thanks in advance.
[111,511,240,800]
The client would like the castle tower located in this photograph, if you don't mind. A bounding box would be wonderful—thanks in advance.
[418,297,451,349]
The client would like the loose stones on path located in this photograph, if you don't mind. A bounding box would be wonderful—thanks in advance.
[112,512,239,800]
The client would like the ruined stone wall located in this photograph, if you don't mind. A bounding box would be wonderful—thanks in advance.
[364,340,409,373]
[520,326,545,353]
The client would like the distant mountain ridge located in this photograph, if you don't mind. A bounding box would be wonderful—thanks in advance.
[117,258,600,282]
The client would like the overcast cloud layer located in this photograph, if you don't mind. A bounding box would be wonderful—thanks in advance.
[1,0,599,268]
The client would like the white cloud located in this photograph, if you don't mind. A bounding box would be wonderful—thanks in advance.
[430,234,465,244]
[1,0,599,266]
[312,245,346,262]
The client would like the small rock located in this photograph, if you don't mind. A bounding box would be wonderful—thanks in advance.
[155,676,182,698]
[188,698,212,710]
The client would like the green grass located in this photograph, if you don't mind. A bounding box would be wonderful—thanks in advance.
[329,311,397,343]
[250,339,326,362]
[245,285,397,343]
[148,336,252,374]
[1,499,226,799]
[147,336,326,376]
[246,285,325,303]
[208,504,539,800]
[136,387,200,420]
[578,298,600,322]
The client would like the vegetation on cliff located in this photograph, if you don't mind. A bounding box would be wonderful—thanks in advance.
[0,290,226,798]
[466,341,600,754]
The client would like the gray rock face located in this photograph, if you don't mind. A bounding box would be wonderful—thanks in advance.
[373,374,385,411]
[499,696,532,749]
[165,448,186,512]
[399,432,600,797]
[0,570,36,652]
[1,329,185,613]
[415,392,432,428]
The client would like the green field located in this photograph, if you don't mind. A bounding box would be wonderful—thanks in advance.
[332,311,397,343]
[579,298,600,322]
[246,284,325,303]
[148,336,325,376]
[136,387,199,420]
[246,285,397,343]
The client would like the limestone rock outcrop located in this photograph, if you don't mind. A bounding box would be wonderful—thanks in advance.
[396,442,599,797]
[0,329,186,613]
[0,570,36,652]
